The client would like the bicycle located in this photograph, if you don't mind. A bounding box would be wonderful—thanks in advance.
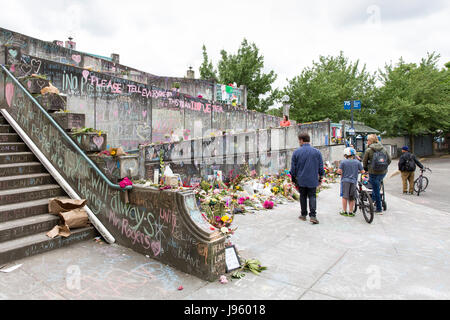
[353,174,375,224]
[414,167,432,196]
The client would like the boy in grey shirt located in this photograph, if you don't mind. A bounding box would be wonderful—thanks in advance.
[337,148,365,217]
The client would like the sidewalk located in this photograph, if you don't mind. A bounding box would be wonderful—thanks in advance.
[0,182,449,300]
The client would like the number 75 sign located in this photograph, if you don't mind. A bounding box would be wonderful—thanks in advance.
[344,100,361,110]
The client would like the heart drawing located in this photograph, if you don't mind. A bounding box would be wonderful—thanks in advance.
[82,70,90,80]
[72,55,82,64]
[93,136,104,149]
[6,83,14,107]
[142,110,147,118]
[8,49,18,58]
[151,241,161,257]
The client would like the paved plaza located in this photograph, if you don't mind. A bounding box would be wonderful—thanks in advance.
[0,157,449,300]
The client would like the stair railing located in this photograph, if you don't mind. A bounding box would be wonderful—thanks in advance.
[1,64,132,191]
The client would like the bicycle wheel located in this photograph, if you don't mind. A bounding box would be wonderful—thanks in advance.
[414,176,423,195]
[420,176,429,192]
[361,191,374,224]
[381,183,387,211]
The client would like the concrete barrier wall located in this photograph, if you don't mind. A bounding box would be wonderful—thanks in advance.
[141,125,344,185]
[4,47,283,149]
[0,27,149,84]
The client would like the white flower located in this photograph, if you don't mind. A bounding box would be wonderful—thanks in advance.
[221,227,229,234]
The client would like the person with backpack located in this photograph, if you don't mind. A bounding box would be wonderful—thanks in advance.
[362,134,392,214]
[398,146,424,195]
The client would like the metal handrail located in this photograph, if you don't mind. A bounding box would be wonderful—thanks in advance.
[1,64,132,191]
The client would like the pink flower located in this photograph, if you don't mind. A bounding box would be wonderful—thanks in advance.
[119,177,133,188]
[219,275,228,284]
[238,197,246,205]
[263,201,274,209]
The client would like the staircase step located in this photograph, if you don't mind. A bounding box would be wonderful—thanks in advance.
[0,226,96,265]
[0,133,20,143]
[0,152,37,165]
[0,142,29,153]
[0,173,55,191]
[0,185,65,205]
[0,162,46,177]
[0,198,55,223]
[0,125,14,133]
[0,214,60,243]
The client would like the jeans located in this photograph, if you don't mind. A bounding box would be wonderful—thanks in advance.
[369,173,386,211]
[299,187,317,217]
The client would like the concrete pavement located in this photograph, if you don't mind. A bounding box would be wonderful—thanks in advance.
[0,158,449,300]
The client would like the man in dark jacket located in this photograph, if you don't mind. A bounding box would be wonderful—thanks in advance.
[362,134,392,214]
[398,146,424,194]
[290,132,324,224]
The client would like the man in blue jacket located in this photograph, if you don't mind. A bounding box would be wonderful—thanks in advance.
[290,132,325,224]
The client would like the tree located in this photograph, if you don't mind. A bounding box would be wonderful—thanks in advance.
[199,45,218,82]
[282,51,377,123]
[199,39,277,112]
[369,52,450,150]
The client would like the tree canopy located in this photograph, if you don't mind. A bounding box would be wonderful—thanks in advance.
[199,39,277,112]
[367,52,450,145]
[282,51,376,123]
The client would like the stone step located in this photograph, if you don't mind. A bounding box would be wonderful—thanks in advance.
[0,185,65,206]
[0,125,14,133]
[0,116,7,125]
[0,142,29,153]
[0,198,55,223]
[0,133,21,143]
[0,173,55,191]
[0,226,97,265]
[0,162,46,178]
[0,214,60,243]
[0,152,37,165]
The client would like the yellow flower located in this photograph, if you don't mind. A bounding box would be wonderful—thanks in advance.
[236,186,240,190]
[221,216,230,222]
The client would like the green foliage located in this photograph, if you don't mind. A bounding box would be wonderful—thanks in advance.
[368,52,450,141]
[199,40,277,112]
[283,51,376,123]
[199,45,218,82]
[266,107,283,118]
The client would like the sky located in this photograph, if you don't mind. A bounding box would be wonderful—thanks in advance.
[1,0,449,91]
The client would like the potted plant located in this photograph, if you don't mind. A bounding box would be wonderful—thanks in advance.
[71,127,107,153]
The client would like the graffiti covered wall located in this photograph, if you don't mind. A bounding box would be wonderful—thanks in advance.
[4,47,282,150]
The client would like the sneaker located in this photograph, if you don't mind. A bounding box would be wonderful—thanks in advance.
[310,217,320,224]
[376,210,383,215]
[339,211,348,217]
[403,191,408,195]
[348,212,356,217]
[299,216,307,221]
[409,192,414,195]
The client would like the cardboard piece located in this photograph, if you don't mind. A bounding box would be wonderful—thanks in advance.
[46,199,90,238]
[40,83,60,95]
[49,198,87,214]
[59,208,90,229]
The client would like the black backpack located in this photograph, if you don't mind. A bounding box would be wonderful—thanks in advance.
[404,154,416,172]
[371,149,389,171]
